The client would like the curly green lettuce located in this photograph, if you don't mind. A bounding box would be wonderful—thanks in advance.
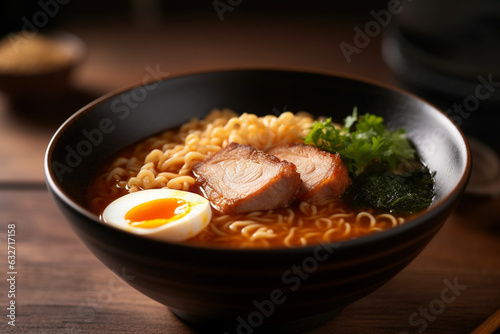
[304,107,416,175]
[304,108,435,213]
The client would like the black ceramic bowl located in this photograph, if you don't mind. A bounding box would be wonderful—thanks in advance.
[45,69,471,333]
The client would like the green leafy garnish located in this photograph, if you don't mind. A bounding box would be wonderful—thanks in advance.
[304,107,416,175]
[304,107,435,213]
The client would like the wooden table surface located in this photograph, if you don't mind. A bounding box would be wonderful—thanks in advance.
[1,14,500,334]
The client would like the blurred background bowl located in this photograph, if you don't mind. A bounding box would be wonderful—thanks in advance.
[0,30,86,106]
[45,69,471,333]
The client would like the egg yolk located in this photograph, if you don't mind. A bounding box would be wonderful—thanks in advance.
[125,198,190,228]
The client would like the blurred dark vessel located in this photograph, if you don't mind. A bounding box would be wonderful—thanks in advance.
[383,0,500,150]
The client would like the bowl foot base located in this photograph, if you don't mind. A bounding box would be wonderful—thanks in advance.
[170,307,344,333]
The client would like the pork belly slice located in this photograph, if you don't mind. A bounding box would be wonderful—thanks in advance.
[267,143,352,203]
[193,143,302,214]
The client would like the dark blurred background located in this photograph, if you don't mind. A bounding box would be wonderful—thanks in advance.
[1,0,498,131]
[0,1,386,32]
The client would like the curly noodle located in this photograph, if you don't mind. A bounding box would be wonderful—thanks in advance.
[87,109,406,248]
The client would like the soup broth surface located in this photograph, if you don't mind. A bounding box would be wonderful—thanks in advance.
[87,110,408,248]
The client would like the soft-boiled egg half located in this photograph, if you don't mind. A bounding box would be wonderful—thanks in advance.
[102,189,211,242]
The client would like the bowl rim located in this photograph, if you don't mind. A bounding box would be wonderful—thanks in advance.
[44,66,472,254]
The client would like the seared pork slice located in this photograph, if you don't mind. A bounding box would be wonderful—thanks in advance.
[267,143,351,203]
[193,143,302,214]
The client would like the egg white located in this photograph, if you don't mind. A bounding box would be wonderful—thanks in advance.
[102,189,211,242]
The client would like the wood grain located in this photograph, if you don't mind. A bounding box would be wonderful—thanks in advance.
[0,189,499,333]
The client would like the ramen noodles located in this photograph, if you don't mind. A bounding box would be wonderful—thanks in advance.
[87,109,407,248]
